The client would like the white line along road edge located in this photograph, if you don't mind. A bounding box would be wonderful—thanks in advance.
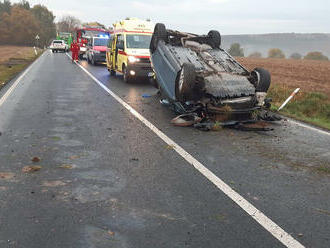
[0,51,46,108]
[66,53,305,248]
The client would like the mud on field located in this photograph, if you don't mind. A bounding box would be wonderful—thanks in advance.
[237,57,330,96]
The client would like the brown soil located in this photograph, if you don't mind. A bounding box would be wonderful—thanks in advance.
[0,46,35,64]
[236,57,330,96]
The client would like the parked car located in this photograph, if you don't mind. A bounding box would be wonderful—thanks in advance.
[86,36,109,65]
[50,40,68,53]
[150,23,280,129]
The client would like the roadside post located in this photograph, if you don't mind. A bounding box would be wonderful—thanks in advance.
[278,88,300,111]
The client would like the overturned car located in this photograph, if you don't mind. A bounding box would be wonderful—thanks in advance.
[150,23,281,130]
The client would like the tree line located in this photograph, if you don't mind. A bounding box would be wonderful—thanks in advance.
[0,0,56,47]
[228,43,329,61]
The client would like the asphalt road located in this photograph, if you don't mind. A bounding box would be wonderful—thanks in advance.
[0,50,329,248]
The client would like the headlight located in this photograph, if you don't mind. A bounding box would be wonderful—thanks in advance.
[128,56,140,63]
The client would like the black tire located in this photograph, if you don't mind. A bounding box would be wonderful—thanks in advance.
[52,49,54,53]
[123,65,130,83]
[87,55,91,64]
[175,63,196,102]
[150,23,168,53]
[110,69,116,76]
[207,30,221,48]
[251,68,271,92]
[91,56,95,65]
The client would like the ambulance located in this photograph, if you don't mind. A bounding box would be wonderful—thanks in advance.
[106,18,155,83]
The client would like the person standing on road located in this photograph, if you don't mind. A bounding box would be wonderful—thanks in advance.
[70,41,80,63]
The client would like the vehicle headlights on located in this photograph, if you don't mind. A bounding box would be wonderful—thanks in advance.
[128,56,140,63]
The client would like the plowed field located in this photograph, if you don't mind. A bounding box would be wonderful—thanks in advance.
[236,57,330,96]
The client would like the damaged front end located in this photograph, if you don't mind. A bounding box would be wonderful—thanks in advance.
[150,23,281,131]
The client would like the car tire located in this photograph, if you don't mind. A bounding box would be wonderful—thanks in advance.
[207,30,221,48]
[123,66,130,83]
[150,23,168,53]
[251,68,271,92]
[91,56,95,65]
[175,63,196,102]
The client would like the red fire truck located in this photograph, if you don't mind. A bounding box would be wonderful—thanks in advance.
[75,26,111,59]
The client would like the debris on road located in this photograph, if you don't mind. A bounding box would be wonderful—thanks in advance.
[0,172,15,180]
[31,157,41,163]
[150,23,282,131]
[142,94,152,98]
[171,113,202,127]
[59,164,75,169]
[22,166,42,173]
[42,180,66,187]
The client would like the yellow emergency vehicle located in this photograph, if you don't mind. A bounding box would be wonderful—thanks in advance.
[106,18,155,83]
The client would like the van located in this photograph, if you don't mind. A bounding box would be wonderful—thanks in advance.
[86,36,109,65]
[106,18,154,83]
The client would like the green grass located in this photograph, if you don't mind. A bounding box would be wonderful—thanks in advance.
[268,85,330,130]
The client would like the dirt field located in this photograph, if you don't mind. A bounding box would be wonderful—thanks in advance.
[236,57,330,96]
[0,46,36,64]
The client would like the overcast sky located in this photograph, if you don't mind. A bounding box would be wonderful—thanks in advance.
[11,0,330,35]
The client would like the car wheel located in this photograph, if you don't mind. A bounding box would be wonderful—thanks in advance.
[52,50,54,53]
[207,30,221,48]
[91,56,95,65]
[150,23,168,53]
[123,66,130,83]
[251,68,271,92]
[175,63,196,102]
[87,55,91,64]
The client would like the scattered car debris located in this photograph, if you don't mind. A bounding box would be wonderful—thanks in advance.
[171,113,202,127]
[150,23,282,131]
[22,166,42,173]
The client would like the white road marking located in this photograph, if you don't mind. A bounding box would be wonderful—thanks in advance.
[0,51,46,108]
[66,53,305,248]
[287,119,330,136]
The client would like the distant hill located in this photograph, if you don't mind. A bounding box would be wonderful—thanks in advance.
[222,33,330,58]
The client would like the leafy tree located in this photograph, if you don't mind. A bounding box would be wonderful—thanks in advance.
[228,43,244,57]
[14,0,30,10]
[248,52,262,58]
[304,51,329,61]
[0,6,40,45]
[0,0,11,16]
[31,4,56,47]
[290,53,302,60]
[57,15,81,33]
[268,48,285,59]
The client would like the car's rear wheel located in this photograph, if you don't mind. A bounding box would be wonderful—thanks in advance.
[251,68,271,92]
[150,23,168,53]
[175,63,196,102]
[207,30,221,48]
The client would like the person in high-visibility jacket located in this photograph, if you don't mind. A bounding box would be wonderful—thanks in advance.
[70,41,80,62]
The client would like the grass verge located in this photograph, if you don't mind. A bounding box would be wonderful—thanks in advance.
[268,84,330,130]
[0,48,42,90]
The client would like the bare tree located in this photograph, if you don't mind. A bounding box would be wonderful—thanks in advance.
[56,15,81,33]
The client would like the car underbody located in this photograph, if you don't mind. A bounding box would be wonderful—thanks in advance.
[150,24,281,131]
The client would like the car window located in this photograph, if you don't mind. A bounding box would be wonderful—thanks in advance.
[126,35,151,49]
[53,41,63,44]
[94,38,109,46]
